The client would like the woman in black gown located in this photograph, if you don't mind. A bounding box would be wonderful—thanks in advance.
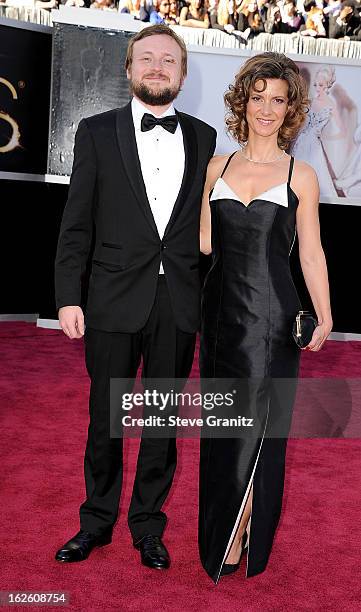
[199,52,333,583]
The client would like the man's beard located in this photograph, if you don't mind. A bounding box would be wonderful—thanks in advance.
[130,78,181,106]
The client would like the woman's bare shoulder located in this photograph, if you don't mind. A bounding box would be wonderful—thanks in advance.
[207,154,233,182]
[293,158,318,183]
[209,153,230,167]
[292,158,319,202]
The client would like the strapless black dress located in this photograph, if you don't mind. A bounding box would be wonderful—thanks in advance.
[199,153,302,583]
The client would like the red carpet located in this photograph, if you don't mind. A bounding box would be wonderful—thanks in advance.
[0,322,360,611]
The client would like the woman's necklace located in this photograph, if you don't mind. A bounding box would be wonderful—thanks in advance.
[240,145,286,164]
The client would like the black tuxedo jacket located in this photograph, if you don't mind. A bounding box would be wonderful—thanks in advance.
[54,101,217,333]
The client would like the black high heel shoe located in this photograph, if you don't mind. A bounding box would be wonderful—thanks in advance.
[220,531,249,577]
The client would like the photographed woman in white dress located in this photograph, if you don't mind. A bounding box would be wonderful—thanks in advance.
[291,66,355,199]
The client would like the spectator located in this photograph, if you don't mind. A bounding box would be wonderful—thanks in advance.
[300,0,326,35]
[296,0,306,17]
[264,1,284,32]
[179,0,210,28]
[166,0,180,22]
[323,0,342,16]
[209,0,238,33]
[235,0,265,38]
[27,0,361,39]
[328,0,361,38]
[91,0,116,8]
[281,0,303,31]
[120,0,152,20]
[257,0,269,27]
[149,0,170,22]
[208,0,221,29]
[322,0,342,35]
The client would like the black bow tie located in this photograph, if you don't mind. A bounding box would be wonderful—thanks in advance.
[141,113,178,134]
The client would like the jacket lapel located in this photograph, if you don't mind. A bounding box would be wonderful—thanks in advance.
[115,102,159,237]
[163,110,198,238]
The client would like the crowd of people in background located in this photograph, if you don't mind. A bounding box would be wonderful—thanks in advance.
[6,0,360,40]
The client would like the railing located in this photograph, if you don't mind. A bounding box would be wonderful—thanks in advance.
[0,4,52,26]
[1,5,361,60]
[172,26,361,60]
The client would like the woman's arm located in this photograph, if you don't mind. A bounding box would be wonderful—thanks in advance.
[322,95,344,139]
[200,155,227,255]
[180,6,210,28]
[179,6,191,25]
[202,12,210,28]
[294,161,333,351]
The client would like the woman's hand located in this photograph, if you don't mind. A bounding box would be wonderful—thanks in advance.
[303,319,333,352]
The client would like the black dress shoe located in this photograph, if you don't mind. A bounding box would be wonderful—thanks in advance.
[134,534,170,570]
[55,529,112,562]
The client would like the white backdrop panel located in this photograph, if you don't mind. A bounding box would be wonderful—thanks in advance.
[178,47,361,206]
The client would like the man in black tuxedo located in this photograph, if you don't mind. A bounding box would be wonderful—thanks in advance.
[54,24,216,569]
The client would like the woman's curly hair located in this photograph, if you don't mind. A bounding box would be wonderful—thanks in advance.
[224,52,309,150]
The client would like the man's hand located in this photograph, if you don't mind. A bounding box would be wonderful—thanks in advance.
[340,6,353,21]
[58,306,85,339]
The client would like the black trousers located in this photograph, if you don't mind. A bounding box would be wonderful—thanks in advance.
[79,276,196,542]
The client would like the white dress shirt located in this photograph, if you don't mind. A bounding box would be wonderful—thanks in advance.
[131,96,185,274]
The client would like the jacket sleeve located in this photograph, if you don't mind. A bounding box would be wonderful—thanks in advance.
[208,128,217,161]
[328,16,344,38]
[349,19,361,40]
[54,118,97,311]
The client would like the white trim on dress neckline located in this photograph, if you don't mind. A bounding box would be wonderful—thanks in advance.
[210,177,289,208]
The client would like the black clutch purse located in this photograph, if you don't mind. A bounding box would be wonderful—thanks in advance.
[292,311,318,348]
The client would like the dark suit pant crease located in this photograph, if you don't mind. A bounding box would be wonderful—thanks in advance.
[79,276,196,541]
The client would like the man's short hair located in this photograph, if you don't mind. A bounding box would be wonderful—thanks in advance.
[125,25,187,79]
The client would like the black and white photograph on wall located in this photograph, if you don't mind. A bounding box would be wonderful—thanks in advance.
[292,61,361,201]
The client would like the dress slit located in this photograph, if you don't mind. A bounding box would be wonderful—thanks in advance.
[215,401,270,583]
